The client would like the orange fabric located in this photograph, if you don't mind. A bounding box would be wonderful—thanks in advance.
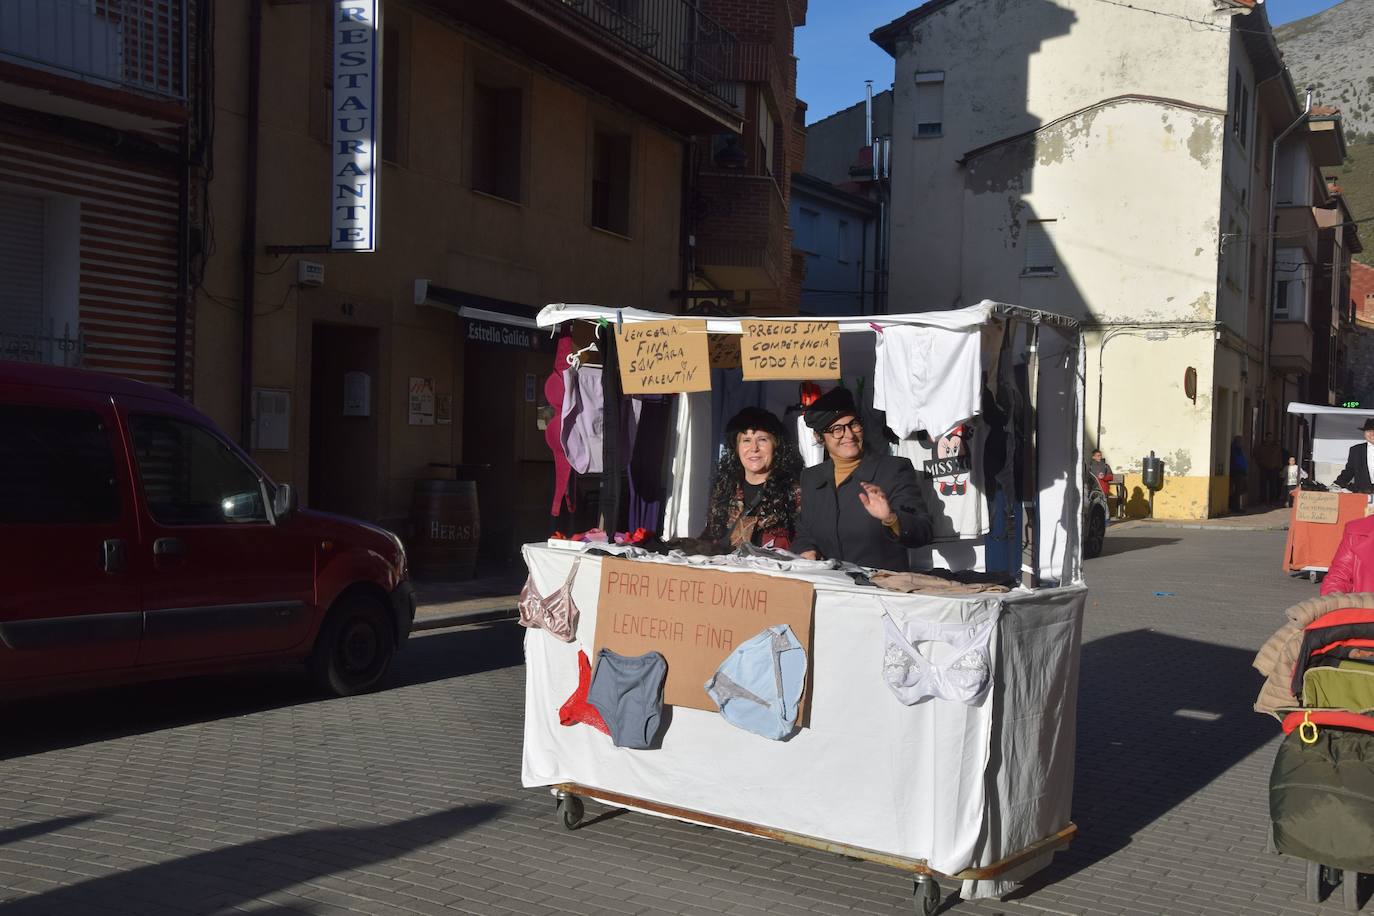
[1285,492,1371,572]
[1308,608,1374,630]
[1309,638,1374,659]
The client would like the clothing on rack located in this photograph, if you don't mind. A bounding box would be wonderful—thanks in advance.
[705,624,807,740]
[896,420,988,541]
[559,649,611,735]
[873,325,982,440]
[796,413,825,468]
[587,648,668,750]
[546,335,576,515]
[601,331,626,532]
[880,601,998,706]
[517,556,582,642]
[868,570,1010,595]
[559,363,642,477]
[628,395,672,533]
[662,392,713,539]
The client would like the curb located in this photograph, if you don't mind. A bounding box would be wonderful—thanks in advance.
[412,606,518,632]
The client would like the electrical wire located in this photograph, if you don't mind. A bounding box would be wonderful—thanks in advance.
[1088,0,1232,32]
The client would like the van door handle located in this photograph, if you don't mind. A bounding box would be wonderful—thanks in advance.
[102,539,127,574]
[153,537,186,558]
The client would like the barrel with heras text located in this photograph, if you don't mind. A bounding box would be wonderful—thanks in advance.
[410,479,480,579]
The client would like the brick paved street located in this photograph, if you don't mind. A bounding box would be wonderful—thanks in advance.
[0,529,1358,915]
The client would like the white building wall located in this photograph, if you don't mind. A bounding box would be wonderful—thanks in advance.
[882,0,1261,517]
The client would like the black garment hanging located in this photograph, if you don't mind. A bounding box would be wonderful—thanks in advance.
[600,330,623,532]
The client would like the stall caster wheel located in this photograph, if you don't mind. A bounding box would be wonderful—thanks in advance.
[556,794,584,831]
[1345,870,1361,912]
[913,876,942,916]
[1308,861,1329,903]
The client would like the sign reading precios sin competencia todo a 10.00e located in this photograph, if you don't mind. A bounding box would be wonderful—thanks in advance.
[740,321,841,381]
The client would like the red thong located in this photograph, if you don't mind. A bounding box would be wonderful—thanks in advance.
[559,650,610,735]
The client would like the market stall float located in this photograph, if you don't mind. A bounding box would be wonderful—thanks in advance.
[521,301,1089,911]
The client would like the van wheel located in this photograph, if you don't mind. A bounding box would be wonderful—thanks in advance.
[311,594,396,697]
[1084,507,1107,559]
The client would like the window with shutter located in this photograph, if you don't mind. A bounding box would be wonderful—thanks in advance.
[0,195,47,362]
[915,72,943,138]
[1023,219,1058,275]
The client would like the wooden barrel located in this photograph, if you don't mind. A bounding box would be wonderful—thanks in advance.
[410,480,480,579]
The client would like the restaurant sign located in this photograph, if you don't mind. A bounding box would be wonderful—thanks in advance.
[331,0,380,252]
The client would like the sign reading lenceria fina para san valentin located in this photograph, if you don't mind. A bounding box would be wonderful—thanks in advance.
[331,0,380,252]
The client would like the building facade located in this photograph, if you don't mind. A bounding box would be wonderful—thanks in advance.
[0,0,203,392]
[872,0,1356,518]
[790,173,879,316]
[194,0,803,564]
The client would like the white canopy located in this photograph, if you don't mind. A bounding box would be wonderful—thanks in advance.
[1287,402,1374,418]
[1287,402,1374,473]
[535,299,1078,334]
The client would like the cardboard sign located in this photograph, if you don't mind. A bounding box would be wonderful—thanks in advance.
[1296,491,1341,524]
[594,558,815,714]
[616,319,711,394]
[709,333,741,369]
[741,321,841,380]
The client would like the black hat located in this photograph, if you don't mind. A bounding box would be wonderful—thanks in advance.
[803,386,858,431]
[1361,418,1374,432]
[725,406,785,445]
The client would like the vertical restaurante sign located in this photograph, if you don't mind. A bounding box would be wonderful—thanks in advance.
[331,0,380,252]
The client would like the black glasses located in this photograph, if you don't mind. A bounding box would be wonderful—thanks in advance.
[822,419,863,439]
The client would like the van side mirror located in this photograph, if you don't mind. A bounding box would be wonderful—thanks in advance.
[272,483,294,521]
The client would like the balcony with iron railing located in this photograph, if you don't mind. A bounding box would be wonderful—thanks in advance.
[0,0,187,112]
[557,0,738,109]
[446,0,740,133]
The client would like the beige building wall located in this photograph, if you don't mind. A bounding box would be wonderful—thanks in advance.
[196,1,684,542]
[881,0,1262,517]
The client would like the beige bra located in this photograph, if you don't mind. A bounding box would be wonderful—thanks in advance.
[518,556,581,642]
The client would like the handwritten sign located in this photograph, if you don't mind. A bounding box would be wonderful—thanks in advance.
[709,333,741,369]
[594,558,815,713]
[616,320,710,394]
[741,321,841,381]
[1296,491,1340,524]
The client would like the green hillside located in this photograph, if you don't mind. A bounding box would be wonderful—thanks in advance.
[1333,143,1373,267]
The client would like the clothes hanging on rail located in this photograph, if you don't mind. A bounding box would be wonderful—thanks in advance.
[873,325,982,441]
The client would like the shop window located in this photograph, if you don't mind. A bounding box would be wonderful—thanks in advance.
[591,128,632,236]
[915,72,944,138]
[472,80,523,202]
[0,406,119,524]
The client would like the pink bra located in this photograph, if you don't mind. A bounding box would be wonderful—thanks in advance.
[518,556,581,642]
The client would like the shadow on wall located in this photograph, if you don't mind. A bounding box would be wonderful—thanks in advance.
[1009,629,1274,892]
[1124,485,1152,518]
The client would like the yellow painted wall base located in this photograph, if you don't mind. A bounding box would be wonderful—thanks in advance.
[1118,473,1215,520]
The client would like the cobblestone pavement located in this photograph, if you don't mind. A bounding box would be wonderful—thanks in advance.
[0,529,1356,915]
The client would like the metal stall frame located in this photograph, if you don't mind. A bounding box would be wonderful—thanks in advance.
[549,783,1076,914]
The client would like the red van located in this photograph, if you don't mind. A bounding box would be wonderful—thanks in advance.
[0,363,414,698]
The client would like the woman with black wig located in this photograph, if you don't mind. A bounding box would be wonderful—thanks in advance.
[701,407,802,550]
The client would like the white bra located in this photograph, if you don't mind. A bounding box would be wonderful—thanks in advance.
[880,603,997,706]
